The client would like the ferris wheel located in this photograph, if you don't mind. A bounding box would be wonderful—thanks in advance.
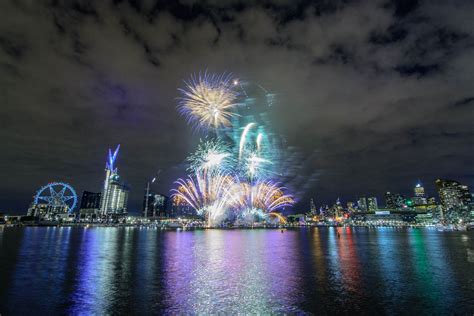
[34,182,78,213]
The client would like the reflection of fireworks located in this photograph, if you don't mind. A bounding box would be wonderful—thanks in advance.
[178,72,238,130]
[171,170,236,226]
[187,139,232,172]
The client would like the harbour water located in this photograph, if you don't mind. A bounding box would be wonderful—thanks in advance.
[0,227,473,314]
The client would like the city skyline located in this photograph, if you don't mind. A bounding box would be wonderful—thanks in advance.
[0,139,471,214]
[0,1,473,213]
[13,142,472,217]
[1,1,473,314]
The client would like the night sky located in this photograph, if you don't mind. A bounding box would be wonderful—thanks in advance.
[0,0,473,214]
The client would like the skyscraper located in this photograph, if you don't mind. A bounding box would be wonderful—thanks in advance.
[143,192,169,218]
[413,182,427,206]
[357,197,367,212]
[435,179,471,211]
[385,192,405,209]
[309,198,317,214]
[367,197,378,212]
[100,145,129,215]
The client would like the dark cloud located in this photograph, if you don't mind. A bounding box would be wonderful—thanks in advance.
[0,0,473,214]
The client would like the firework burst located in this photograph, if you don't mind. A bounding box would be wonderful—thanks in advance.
[187,139,233,172]
[171,170,237,226]
[232,180,294,215]
[178,72,239,130]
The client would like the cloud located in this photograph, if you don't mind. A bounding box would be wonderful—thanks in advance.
[0,0,473,213]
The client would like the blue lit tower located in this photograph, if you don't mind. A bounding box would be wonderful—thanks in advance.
[100,145,129,215]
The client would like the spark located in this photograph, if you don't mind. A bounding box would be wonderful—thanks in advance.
[178,72,239,130]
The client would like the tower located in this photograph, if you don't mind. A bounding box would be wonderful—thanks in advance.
[100,145,129,215]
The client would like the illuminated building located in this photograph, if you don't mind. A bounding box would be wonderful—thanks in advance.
[413,182,427,206]
[427,197,436,205]
[143,192,169,217]
[357,197,367,212]
[367,197,378,212]
[385,192,405,209]
[100,145,130,215]
[171,194,194,217]
[79,191,101,216]
[309,198,317,215]
[435,179,471,211]
[347,201,356,213]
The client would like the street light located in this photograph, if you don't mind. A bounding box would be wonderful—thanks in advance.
[144,170,161,219]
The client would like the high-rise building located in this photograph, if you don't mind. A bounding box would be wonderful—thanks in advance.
[357,197,367,212]
[435,179,471,211]
[100,145,130,215]
[143,192,169,218]
[413,182,427,206]
[79,191,101,215]
[367,197,378,212]
[171,195,194,217]
[309,198,317,214]
[427,196,436,205]
[385,192,405,209]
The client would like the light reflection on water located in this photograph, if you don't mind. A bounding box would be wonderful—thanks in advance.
[0,227,472,314]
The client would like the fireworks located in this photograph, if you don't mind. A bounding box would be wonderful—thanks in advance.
[187,139,232,172]
[178,72,239,130]
[244,152,271,178]
[172,71,295,226]
[171,170,237,226]
[239,122,255,159]
[233,181,294,215]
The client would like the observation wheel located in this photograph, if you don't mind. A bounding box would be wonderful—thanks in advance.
[34,182,78,213]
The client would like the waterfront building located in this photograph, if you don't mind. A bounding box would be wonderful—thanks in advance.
[171,194,195,217]
[100,145,130,215]
[143,192,170,218]
[309,198,317,215]
[347,201,356,213]
[367,197,378,212]
[435,179,471,211]
[385,192,405,209]
[427,196,436,205]
[357,197,367,212]
[413,182,427,206]
[79,191,101,215]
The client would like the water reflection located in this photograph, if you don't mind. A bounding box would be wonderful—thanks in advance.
[163,230,302,313]
[0,227,472,314]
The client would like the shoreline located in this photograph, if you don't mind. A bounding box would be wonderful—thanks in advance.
[1,223,471,231]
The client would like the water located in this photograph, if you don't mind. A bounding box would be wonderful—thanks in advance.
[0,227,473,314]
